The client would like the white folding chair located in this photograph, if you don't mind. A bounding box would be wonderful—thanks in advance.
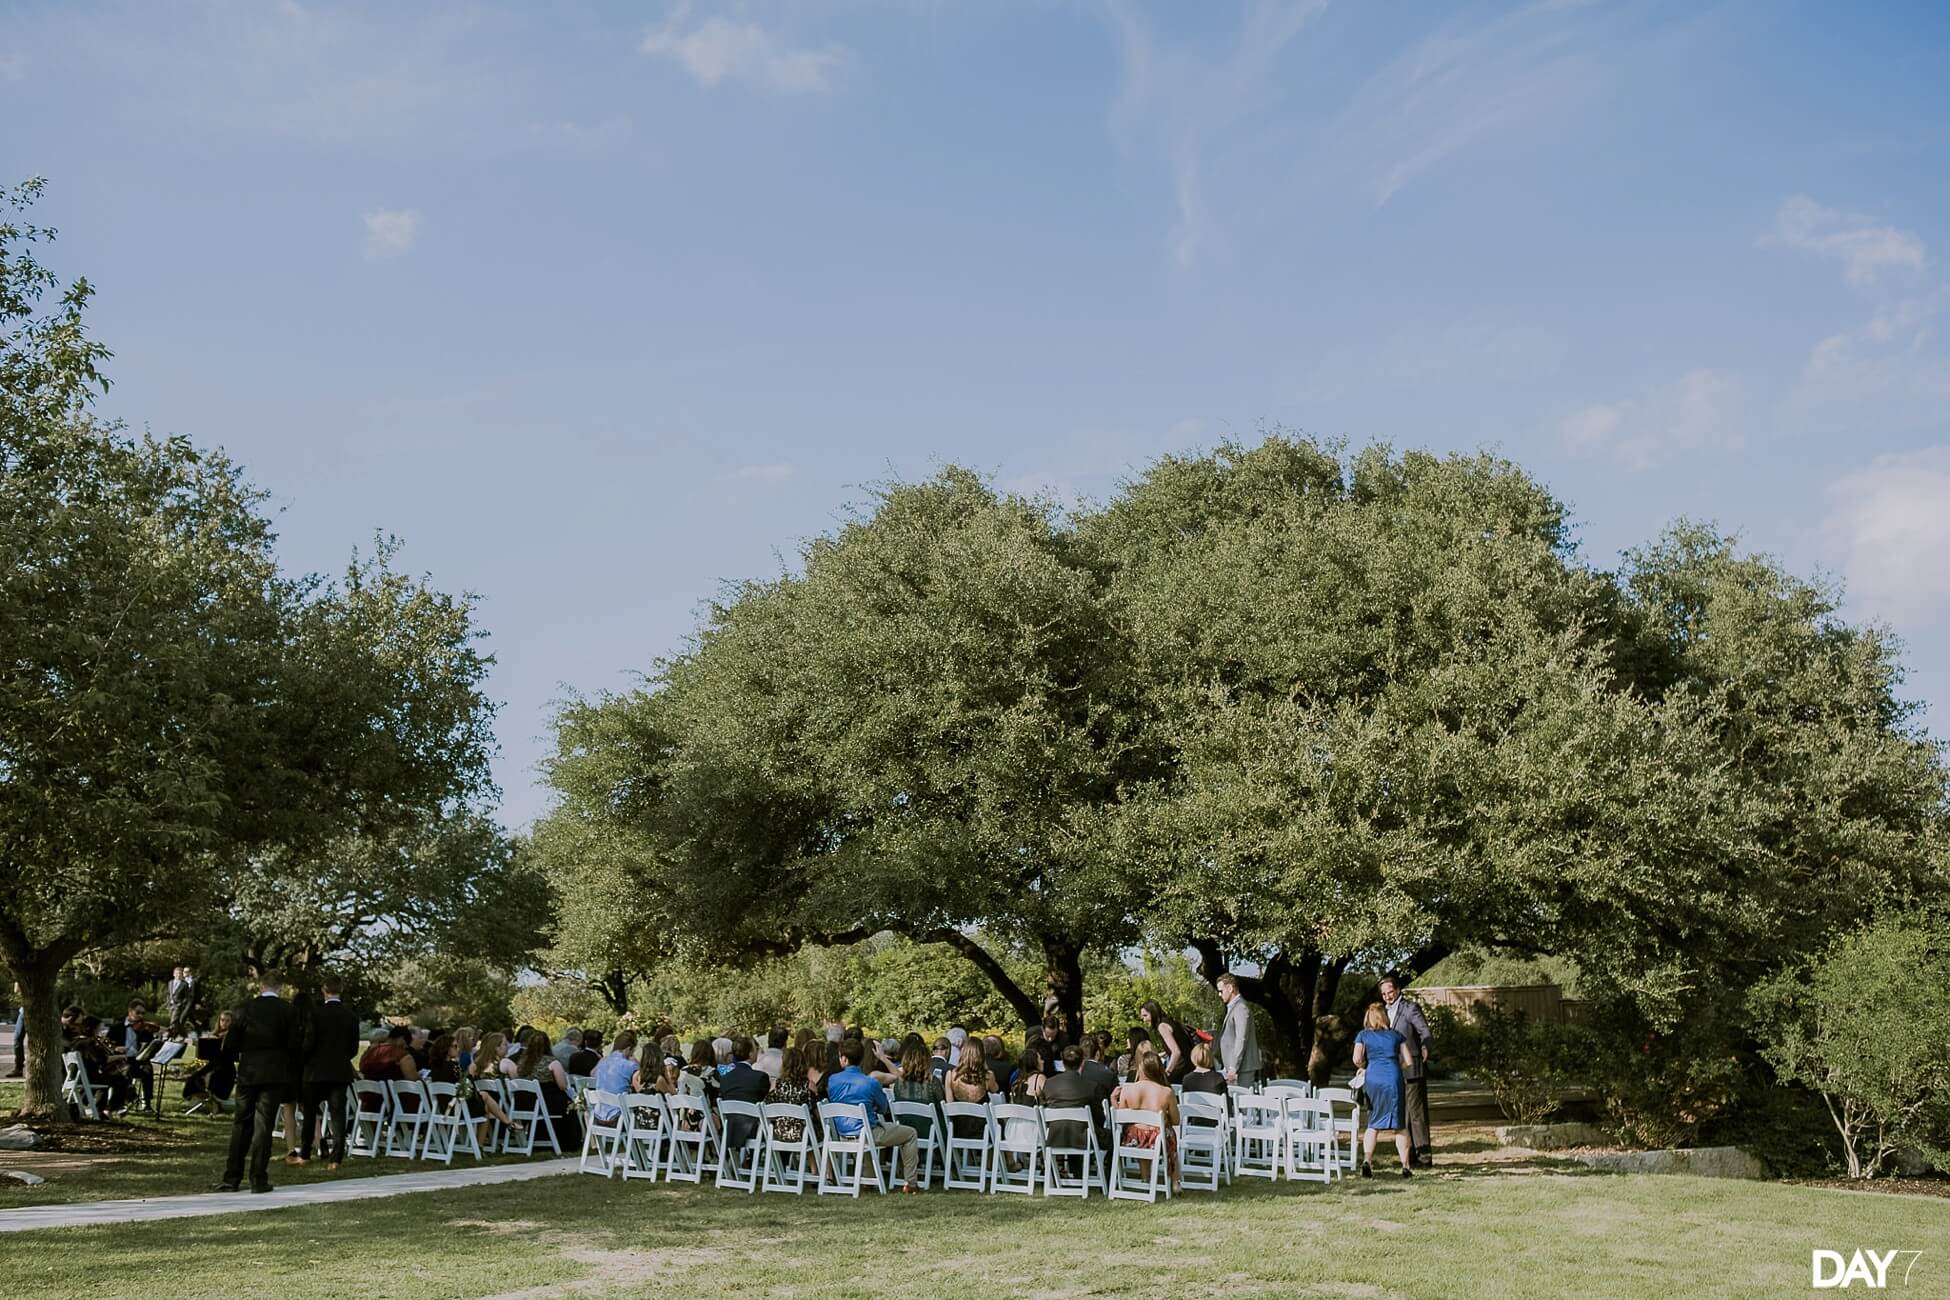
[1108,1108,1171,1203]
[348,1080,390,1157]
[988,1103,1044,1195]
[61,1053,104,1121]
[421,1082,483,1164]
[761,1102,818,1194]
[661,1093,719,1183]
[579,1088,629,1177]
[1317,1086,1362,1174]
[383,1079,431,1158]
[1232,1093,1283,1181]
[1040,1105,1104,1198]
[502,1078,562,1156]
[814,1101,886,1197]
[621,1093,669,1181]
[1178,1091,1231,1191]
[569,1074,593,1108]
[1264,1078,1312,1095]
[1282,1095,1339,1183]
[891,1101,942,1190]
[716,1100,767,1192]
[942,1101,994,1192]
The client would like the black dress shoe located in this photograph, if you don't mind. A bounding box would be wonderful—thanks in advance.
[1360,1162,1373,1178]
[250,1183,274,1194]
[214,1182,240,1193]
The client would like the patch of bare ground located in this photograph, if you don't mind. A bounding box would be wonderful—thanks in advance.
[481,1235,729,1299]
[0,1117,193,1155]
[447,1218,544,1236]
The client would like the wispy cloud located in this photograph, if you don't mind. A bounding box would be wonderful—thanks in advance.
[1826,446,1950,623]
[1104,0,1326,268]
[642,6,843,95]
[733,462,795,482]
[1768,195,1926,286]
[363,208,422,257]
[1559,368,1743,469]
[1104,1,1610,267]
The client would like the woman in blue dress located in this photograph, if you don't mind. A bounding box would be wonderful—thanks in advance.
[1352,1002,1416,1178]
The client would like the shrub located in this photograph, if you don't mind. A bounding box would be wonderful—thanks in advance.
[1749,914,1950,1179]
[1430,1002,1587,1123]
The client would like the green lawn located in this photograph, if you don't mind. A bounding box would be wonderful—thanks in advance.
[8,1159,1948,1296]
[0,1079,542,1208]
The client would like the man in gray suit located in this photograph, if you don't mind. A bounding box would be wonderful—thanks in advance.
[1217,973,1261,1089]
[1380,974,1433,1166]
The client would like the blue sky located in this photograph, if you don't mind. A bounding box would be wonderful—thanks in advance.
[6,1,1948,827]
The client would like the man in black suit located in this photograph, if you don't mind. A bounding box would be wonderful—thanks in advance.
[300,974,359,1169]
[218,975,296,1193]
[717,1035,772,1151]
[1040,1045,1106,1174]
[1077,1033,1118,1106]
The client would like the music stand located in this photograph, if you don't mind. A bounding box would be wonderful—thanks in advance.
[143,1040,185,1118]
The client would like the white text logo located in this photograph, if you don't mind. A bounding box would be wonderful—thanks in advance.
[1813,1250,1924,1289]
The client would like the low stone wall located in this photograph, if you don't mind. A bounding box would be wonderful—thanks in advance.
[1494,1121,1606,1150]
[1575,1146,1768,1179]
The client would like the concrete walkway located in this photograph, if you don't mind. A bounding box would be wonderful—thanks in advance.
[0,1157,579,1234]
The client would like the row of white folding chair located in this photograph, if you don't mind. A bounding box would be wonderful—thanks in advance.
[1229,1092,1340,1182]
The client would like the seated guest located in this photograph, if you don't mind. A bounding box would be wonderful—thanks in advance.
[826,1039,921,1193]
[567,1030,602,1079]
[983,1036,1015,1094]
[768,1045,814,1143]
[678,1039,718,1101]
[465,1031,521,1146]
[1116,1027,1150,1081]
[945,1025,968,1067]
[946,1041,997,1138]
[426,1034,460,1084]
[639,1036,683,1094]
[357,1025,419,1115]
[711,1036,734,1068]
[893,1041,945,1144]
[453,1026,479,1073]
[802,1040,830,1104]
[757,1026,787,1082]
[551,1027,582,1066]
[516,1027,580,1150]
[1111,1051,1181,1194]
[929,1036,953,1085]
[717,1035,772,1150]
[1040,1044,1108,1167]
[1009,1043,1048,1104]
[866,1038,902,1087]
[1181,1042,1228,1097]
[589,1030,639,1122]
[1078,1033,1118,1104]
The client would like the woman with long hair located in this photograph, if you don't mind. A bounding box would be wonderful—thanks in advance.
[768,1044,814,1144]
[517,1027,580,1150]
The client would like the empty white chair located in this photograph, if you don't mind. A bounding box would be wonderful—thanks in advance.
[1108,1108,1171,1203]
[621,1093,669,1181]
[989,1103,1044,1195]
[890,1100,942,1190]
[716,1100,767,1193]
[1040,1105,1104,1199]
[383,1079,431,1158]
[569,1074,593,1107]
[814,1101,886,1197]
[661,1093,718,1183]
[579,1088,629,1177]
[1264,1078,1312,1095]
[421,1082,483,1164]
[61,1053,104,1121]
[1232,1093,1283,1181]
[761,1102,818,1194]
[348,1080,390,1157]
[1282,1095,1338,1183]
[941,1101,994,1192]
[501,1078,561,1156]
[1317,1086,1362,1173]
[1178,1091,1231,1191]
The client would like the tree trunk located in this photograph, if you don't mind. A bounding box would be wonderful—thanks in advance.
[594,968,631,1016]
[3,949,70,1115]
[1040,940,1084,1040]
[917,927,1041,1029]
[1305,954,1350,1086]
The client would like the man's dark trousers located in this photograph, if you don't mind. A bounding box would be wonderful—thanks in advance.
[302,1083,350,1163]
[223,1082,281,1189]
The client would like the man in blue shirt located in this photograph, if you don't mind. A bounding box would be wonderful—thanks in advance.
[824,1039,920,1191]
[589,1029,640,1123]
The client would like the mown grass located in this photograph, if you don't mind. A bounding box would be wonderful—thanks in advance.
[0,1079,540,1207]
[5,1154,1946,1299]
